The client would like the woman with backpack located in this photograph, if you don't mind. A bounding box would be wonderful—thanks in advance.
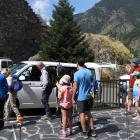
[57,75,73,137]
[1,68,21,123]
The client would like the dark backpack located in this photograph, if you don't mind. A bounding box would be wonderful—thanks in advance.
[45,67,58,88]
[9,75,23,92]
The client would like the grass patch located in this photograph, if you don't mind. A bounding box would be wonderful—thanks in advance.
[85,33,133,58]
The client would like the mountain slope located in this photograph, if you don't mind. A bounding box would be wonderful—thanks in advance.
[74,0,140,51]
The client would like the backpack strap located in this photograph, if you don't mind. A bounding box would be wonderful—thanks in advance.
[136,79,140,86]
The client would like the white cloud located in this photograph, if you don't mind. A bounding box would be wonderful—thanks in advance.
[31,0,50,20]
[73,12,77,15]
[47,22,50,25]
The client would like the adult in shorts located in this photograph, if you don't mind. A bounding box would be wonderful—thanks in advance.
[123,58,140,115]
[72,56,96,139]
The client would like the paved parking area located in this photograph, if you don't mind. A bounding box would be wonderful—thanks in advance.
[0,107,140,140]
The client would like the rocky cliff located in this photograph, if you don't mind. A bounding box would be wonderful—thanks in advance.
[29,33,133,79]
[73,0,140,56]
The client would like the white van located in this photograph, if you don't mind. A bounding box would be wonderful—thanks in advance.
[0,57,13,71]
[9,61,117,109]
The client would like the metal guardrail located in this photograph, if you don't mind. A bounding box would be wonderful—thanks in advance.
[91,79,130,110]
[55,79,130,114]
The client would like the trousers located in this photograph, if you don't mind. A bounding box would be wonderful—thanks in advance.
[41,88,52,117]
[5,92,21,119]
[0,98,5,128]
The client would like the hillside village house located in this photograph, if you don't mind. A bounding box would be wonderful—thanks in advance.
[0,0,47,63]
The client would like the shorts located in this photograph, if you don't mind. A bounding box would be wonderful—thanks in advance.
[128,87,133,99]
[133,96,140,101]
[77,98,91,113]
[61,106,72,110]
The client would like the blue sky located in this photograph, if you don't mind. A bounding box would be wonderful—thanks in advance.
[26,0,101,25]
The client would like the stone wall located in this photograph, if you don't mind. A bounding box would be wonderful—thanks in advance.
[0,0,42,63]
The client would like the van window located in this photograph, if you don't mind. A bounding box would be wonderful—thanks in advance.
[8,61,13,68]
[21,66,41,81]
[10,63,28,75]
[48,66,77,82]
[2,61,7,68]
[65,67,77,81]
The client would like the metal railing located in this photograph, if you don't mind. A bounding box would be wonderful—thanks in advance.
[55,79,130,114]
[91,79,129,110]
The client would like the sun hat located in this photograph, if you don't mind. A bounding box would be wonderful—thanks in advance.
[130,71,140,76]
[132,58,139,63]
[60,75,71,84]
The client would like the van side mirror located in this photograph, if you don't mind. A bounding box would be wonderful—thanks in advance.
[19,75,25,81]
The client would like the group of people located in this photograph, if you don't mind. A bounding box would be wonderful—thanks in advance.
[0,68,22,130]
[123,58,140,120]
[37,56,96,138]
[1,57,139,138]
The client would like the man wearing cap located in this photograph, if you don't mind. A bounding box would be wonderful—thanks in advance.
[123,58,140,115]
[72,56,96,139]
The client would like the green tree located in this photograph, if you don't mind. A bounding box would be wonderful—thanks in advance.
[107,26,115,37]
[38,0,94,63]
[131,47,139,58]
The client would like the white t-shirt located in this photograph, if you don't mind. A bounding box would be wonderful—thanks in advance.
[134,80,140,86]
[6,76,14,88]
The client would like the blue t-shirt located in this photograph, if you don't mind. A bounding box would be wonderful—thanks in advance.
[74,68,92,101]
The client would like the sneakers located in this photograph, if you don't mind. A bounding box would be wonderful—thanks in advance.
[41,116,51,120]
[88,129,96,137]
[13,120,19,123]
[66,128,72,135]
[77,132,88,139]
[132,116,140,120]
[58,131,67,137]
[41,115,46,119]
[3,117,9,121]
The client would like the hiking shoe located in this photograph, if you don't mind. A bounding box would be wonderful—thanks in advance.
[41,115,46,119]
[41,116,51,120]
[13,120,19,123]
[3,117,9,121]
[88,129,96,137]
[77,132,88,139]
[58,131,67,137]
[66,129,72,135]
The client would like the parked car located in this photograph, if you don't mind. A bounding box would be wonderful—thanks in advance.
[9,61,118,110]
[0,57,13,72]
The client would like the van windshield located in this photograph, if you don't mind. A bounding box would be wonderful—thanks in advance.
[10,63,28,75]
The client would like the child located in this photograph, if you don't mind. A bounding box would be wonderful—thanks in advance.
[58,75,73,137]
[131,71,140,120]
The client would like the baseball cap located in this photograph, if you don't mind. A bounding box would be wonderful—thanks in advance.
[130,71,140,76]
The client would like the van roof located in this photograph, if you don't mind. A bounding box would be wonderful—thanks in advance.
[20,61,116,69]
[85,62,117,69]
[20,61,77,67]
